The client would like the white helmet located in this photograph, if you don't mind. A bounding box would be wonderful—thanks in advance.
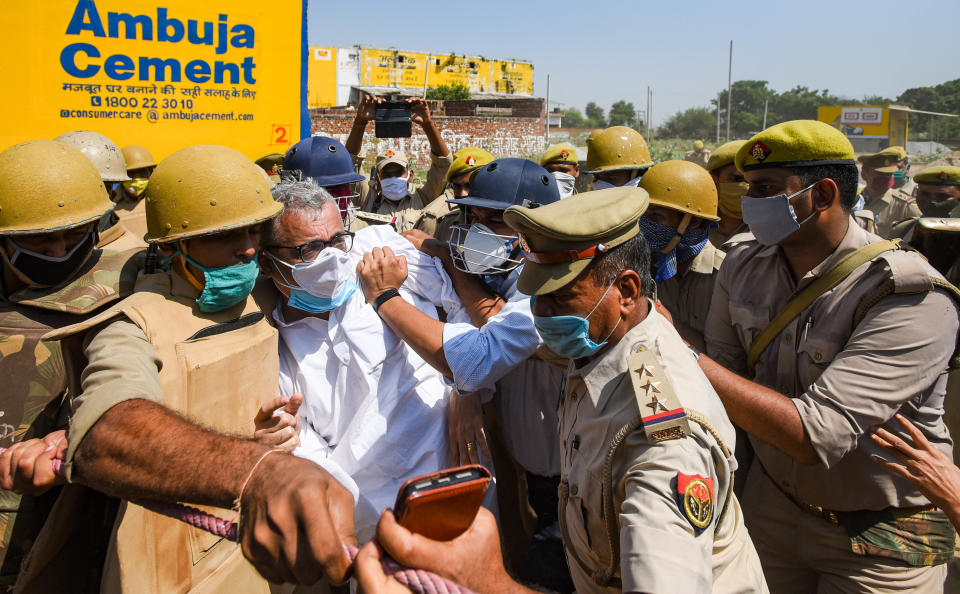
[55,130,130,182]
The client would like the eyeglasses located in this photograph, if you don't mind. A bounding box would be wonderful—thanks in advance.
[266,232,354,263]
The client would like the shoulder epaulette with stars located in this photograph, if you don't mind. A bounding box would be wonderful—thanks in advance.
[627,348,691,442]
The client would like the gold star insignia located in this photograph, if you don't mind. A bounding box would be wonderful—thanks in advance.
[646,394,668,414]
[640,379,661,394]
[634,364,655,378]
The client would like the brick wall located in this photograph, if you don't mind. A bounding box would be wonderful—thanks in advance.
[309,98,546,168]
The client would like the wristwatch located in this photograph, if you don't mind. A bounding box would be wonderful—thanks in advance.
[372,288,401,314]
[688,344,702,361]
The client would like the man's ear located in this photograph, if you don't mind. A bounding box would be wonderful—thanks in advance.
[616,269,643,314]
[813,178,840,211]
[257,251,274,278]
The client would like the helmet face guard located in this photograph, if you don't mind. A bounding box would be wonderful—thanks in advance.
[448,223,523,275]
[278,169,361,229]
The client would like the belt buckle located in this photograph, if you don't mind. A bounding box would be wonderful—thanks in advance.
[822,509,841,525]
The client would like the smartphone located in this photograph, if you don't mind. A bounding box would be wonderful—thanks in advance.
[375,101,412,138]
[393,465,491,541]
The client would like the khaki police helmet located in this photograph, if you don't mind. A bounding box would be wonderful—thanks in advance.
[55,130,131,182]
[121,144,157,172]
[145,145,282,244]
[585,126,653,173]
[0,140,114,235]
[640,160,720,221]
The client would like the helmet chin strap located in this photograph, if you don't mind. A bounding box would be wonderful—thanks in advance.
[661,213,692,254]
[173,240,205,291]
[0,243,39,288]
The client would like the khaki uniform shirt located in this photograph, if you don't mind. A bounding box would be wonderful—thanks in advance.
[355,152,453,232]
[705,221,959,511]
[684,149,711,168]
[657,241,724,336]
[412,188,462,241]
[709,222,749,251]
[560,308,766,593]
[862,187,922,239]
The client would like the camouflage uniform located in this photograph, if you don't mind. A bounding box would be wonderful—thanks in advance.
[0,247,140,583]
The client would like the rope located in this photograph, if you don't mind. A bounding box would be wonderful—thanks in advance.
[11,452,474,594]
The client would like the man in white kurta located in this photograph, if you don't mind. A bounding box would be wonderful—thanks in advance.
[259,180,461,542]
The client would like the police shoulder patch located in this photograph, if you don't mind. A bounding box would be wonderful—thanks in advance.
[676,473,714,531]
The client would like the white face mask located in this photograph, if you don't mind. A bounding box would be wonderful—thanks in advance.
[379,175,409,201]
[551,171,576,199]
[593,175,641,191]
[281,248,356,298]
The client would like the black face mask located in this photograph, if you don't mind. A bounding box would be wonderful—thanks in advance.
[918,195,960,218]
[6,230,96,288]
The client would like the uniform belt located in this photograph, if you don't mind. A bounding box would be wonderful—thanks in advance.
[759,461,936,525]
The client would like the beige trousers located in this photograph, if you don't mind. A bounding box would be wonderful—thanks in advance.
[741,463,946,593]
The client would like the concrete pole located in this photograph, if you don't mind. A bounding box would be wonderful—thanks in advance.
[422,54,430,97]
[647,87,652,137]
[545,73,550,145]
[716,92,722,143]
[762,98,768,130]
[726,40,733,141]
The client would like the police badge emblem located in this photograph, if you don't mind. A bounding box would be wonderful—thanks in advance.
[676,473,714,531]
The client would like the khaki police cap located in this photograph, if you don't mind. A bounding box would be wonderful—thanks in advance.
[880,145,908,161]
[857,152,898,173]
[540,143,579,166]
[447,147,494,183]
[376,149,409,172]
[736,120,855,172]
[255,153,284,182]
[504,187,649,295]
[706,140,747,173]
[913,165,960,187]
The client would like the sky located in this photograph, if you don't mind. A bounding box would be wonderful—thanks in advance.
[308,0,958,126]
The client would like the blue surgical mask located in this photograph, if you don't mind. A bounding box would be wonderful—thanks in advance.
[741,182,818,246]
[286,278,359,314]
[893,170,907,185]
[638,218,713,282]
[531,280,622,360]
[852,194,866,212]
[380,176,409,201]
[176,251,260,313]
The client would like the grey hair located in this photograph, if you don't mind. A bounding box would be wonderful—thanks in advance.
[263,179,338,245]
[587,233,655,296]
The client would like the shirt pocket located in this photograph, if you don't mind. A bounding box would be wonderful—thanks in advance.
[796,328,843,387]
[728,300,772,348]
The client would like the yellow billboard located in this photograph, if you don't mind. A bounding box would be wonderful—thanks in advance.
[308,46,337,108]
[307,46,534,103]
[0,0,308,162]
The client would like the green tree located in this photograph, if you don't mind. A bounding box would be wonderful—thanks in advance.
[562,107,589,128]
[425,83,471,101]
[714,80,773,137]
[585,102,606,127]
[897,79,960,140]
[608,100,637,128]
[660,107,717,139]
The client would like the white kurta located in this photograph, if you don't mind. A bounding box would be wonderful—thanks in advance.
[276,259,452,542]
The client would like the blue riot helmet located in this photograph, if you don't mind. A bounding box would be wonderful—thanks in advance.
[282,136,365,225]
[447,158,561,275]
